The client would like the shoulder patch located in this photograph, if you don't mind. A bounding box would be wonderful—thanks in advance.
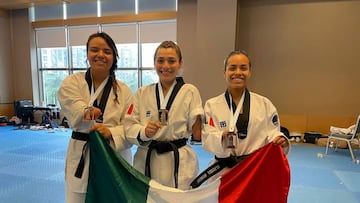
[127,104,134,115]
[146,110,151,118]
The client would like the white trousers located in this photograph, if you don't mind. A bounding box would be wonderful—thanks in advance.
[66,186,86,203]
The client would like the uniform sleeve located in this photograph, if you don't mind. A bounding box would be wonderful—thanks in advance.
[265,98,291,155]
[57,75,88,130]
[201,100,228,157]
[124,88,150,145]
[108,84,134,151]
[187,85,204,130]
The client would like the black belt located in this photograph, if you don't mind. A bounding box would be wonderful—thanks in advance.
[190,154,248,189]
[71,131,89,141]
[145,138,187,188]
[72,131,89,178]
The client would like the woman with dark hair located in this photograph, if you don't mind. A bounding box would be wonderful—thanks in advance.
[196,50,290,186]
[58,32,133,203]
[124,41,203,190]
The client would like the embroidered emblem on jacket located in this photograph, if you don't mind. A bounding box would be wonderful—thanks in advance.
[219,121,227,128]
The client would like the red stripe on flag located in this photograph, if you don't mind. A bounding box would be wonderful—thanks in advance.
[219,143,290,203]
[127,104,134,115]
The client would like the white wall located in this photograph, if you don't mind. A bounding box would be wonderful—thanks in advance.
[179,0,360,117]
[0,11,13,115]
[178,0,238,103]
[11,9,33,101]
[238,0,360,116]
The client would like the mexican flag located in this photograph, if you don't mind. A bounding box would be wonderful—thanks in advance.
[86,131,290,203]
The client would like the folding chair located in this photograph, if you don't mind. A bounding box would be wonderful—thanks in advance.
[325,115,360,161]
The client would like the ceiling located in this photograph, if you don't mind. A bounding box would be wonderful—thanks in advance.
[0,0,95,10]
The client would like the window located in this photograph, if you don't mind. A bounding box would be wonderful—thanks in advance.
[71,46,87,68]
[34,0,177,106]
[36,28,68,106]
[40,48,68,68]
[68,25,100,71]
[35,20,176,105]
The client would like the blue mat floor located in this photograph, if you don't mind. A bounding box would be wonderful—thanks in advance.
[0,125,359,203]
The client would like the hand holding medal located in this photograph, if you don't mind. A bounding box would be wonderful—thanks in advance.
[83,106,95,120]
[145,120,163,138]
[83,106,102,121]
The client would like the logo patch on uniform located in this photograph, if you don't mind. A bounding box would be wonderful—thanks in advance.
[272,114,279,127]
[219,121,227,128]
[146,110,151,118]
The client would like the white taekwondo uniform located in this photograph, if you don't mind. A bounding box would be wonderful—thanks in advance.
[58,71,133,202]
[125,80,203,190]
[201,90,290,182]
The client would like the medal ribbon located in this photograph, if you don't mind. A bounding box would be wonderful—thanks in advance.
[89,76,109,107]
[155,77,185,111]
[229,90,245,132]
[158,80,177,109]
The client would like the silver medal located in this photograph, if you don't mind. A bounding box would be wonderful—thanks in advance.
[159,109,168,125]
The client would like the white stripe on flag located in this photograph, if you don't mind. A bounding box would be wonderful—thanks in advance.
[147,178,221,203]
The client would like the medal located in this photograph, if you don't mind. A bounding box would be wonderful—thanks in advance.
[157,80,176,126]
[159,109,168,125]
[226,131,236,148]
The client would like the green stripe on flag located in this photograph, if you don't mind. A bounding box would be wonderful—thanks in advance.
[86,131,150,203]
